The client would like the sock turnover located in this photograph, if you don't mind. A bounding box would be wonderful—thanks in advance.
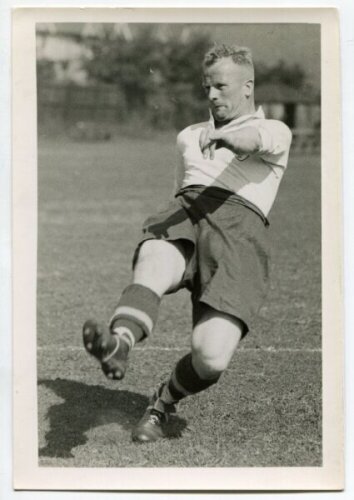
[156,353,221,409]
[109,284,161,347]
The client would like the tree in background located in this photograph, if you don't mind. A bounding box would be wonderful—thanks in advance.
[37,59,57,83]
[82,25,212,129]
[83,27,310,130]
[37,25,310,131]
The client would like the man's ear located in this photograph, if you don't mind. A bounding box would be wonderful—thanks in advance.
[244,79,254,98]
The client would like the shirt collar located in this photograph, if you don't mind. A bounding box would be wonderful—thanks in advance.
[209,106,265,128]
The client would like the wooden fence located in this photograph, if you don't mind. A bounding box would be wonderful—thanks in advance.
[37,83,126,124]
[37,83,321,153]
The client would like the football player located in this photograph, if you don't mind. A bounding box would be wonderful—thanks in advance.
[83,44,292,442]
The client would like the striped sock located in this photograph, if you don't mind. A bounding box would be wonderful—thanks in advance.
[153,353,221,411]
[109,284,160,348]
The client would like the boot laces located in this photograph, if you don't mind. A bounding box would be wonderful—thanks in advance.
[149,409,164,425]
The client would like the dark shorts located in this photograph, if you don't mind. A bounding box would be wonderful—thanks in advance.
[134,185,271,336]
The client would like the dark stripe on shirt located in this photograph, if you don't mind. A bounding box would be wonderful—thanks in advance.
[176,184,270,226]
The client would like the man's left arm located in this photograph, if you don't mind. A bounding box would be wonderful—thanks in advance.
[199,125,262,159]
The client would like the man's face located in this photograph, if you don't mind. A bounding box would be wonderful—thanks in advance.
[202,57,253,123]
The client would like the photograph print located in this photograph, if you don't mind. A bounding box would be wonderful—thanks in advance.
[35,21,323,470]
[11,6,346,490]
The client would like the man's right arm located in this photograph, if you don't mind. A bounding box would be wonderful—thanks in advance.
[199,119,292,163]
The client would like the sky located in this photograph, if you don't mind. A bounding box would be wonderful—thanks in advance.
[118,23,320,88]
[206,24,321,88]
[161,23,321,89]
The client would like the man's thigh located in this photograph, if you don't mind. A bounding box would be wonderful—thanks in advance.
[133,239,190,296]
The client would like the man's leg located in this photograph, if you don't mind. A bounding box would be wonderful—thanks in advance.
[132,304,243,442]
[83,239,188,379]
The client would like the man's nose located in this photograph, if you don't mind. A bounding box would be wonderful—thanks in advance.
[208,87,219,101]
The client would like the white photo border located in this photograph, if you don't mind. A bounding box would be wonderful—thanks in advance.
[12,7,343,491]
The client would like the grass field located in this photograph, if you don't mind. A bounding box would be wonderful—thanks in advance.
[37,133,322,467]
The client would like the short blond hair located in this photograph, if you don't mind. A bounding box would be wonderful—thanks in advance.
[203,44,254,71]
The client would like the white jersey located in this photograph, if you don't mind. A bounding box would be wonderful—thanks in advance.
[174,107,292,217]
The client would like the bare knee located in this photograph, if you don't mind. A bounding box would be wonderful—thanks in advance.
[133,240,186,295]
[191,310,243,380]
[192,331,234,379]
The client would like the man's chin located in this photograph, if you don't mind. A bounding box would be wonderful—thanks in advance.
[213,114,232,127]
[213,111,228,123]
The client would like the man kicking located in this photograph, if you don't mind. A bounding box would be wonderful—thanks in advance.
[83,44,292,443]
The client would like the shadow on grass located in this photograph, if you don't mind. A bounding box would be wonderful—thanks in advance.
[39,378,187,459]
